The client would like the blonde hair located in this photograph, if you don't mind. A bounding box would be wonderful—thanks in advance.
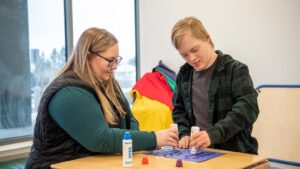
[171,16,214,49]
[51,27,126,125]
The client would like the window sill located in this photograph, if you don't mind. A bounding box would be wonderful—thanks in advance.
[0,141,32,162]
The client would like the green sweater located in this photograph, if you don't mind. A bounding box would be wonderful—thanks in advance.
[48,87,156,153]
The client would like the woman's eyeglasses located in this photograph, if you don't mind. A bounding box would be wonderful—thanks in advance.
[91,52,123,67]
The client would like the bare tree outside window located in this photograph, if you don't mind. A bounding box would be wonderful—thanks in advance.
[0,0,65,140]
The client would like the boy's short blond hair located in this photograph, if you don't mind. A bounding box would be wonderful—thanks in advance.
[171,16,214,49]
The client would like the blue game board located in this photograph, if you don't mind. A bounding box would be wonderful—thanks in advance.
[144,148,224,162]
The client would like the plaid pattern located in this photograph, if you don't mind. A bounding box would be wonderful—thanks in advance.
[172,51,259,154]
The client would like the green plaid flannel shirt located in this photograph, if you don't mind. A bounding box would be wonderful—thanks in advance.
[172,50,259,154]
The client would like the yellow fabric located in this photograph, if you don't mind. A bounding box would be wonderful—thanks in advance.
[130,90,173,131]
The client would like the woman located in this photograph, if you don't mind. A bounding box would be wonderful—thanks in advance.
[25,27,178,169]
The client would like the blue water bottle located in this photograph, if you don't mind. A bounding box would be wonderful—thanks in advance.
[122,132,132,167]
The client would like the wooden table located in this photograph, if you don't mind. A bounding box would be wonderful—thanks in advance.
[51,148,269,169]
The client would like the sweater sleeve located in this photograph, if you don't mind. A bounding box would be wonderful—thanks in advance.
[48,87,156,153]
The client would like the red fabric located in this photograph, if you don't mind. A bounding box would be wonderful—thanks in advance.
[132,71,173,110]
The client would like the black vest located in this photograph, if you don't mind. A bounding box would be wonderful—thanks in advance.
[25,71,99,169]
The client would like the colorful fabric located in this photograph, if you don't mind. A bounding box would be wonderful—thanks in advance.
[130,90,173,131]
[153,60,177,81]
[155,68,176,91]
[132,71,173,110]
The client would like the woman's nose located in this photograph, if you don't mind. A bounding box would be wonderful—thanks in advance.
[110,62,118,70]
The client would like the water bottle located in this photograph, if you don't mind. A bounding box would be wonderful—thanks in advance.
[122,132,132,167]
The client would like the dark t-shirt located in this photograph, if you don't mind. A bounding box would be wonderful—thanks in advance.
[192,62,216,130]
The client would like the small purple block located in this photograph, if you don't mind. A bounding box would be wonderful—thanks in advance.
[176,159,183,167]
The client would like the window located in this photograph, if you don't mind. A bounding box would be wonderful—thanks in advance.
[72,0,137,101]
[0,0,65,141]
[0,0,137,142]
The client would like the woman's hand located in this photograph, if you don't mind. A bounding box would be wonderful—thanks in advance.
[155,128,179,147]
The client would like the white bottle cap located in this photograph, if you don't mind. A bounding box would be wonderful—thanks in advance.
[191,126,200,133]
[170,123,178,130]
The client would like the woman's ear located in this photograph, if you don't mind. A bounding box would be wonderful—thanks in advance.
[87,51,92,56]
[87,52,94,63]
[87,51,97,59]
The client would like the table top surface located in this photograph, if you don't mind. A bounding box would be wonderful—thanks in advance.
[51,148,268,169]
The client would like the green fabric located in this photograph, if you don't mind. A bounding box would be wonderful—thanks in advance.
[49,87,156,153]
[172,50,259,154]
[155,68,176,91]
[0,158,26,169]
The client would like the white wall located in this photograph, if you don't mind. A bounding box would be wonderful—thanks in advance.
[138,0,300,87]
